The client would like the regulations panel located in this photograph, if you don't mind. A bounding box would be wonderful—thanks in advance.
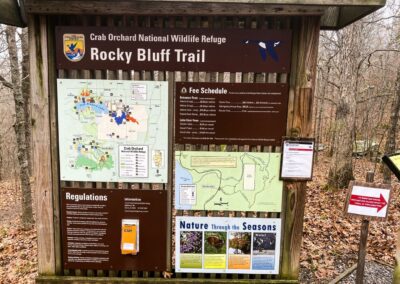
[175,151,283,212]
[175,216,281,274]
[61,188,167,271]
[175,82,289,146]
[57,79,168,183]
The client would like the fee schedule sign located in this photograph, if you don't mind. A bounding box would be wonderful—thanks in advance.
[175,82,289,146]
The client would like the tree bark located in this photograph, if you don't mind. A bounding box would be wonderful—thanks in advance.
[20,28,33,176]
[328,93,355,188]
[6,26,34,229]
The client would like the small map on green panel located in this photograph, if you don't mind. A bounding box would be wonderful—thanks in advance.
[58,79,168,183]
[175,151,282,212]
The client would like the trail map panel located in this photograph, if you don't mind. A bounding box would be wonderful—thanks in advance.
[57,79,168,183]
[175,151,282,212]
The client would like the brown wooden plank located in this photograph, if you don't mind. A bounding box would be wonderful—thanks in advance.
[45,15,64,276]
[29,14,57,275]
[280,16,320,280]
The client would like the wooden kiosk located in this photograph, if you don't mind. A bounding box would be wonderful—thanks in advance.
[1,0,385,283]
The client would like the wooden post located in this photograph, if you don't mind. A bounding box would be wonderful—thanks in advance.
[355,171,374,283]
[281,16,320,279]
[29,14,57,275]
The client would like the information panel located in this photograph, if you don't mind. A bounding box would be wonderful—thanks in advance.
[56,26,291,72]
[382,153,400,180]
[345,181,391,220]
[57,79,168,183]
[175,216,281,274]
[175,151,283,212]
[280,139,314,180]
[61,188,167,270]
[175,82,289,146]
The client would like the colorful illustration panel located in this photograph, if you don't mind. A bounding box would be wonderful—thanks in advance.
[175,216,281,274]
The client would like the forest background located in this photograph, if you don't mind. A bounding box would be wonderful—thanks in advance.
[1,1,400,283]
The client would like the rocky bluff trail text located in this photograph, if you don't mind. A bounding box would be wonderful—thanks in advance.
[91,48,206,64]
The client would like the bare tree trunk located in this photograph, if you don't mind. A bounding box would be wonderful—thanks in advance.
[20,28,32,176]
[6,26,34,229]
[383,67,400,183]
[315,66,331,163]
[328,94,355,188]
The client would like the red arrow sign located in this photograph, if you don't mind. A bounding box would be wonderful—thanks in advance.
[349,193,387,212]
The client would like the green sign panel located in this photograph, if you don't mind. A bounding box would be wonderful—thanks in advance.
[175,151,283,212]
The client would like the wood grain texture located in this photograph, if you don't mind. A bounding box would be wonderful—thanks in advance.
[281,16,320,280]
[46,16,63,275]
[25,1,325,16]
[29,14,56,275]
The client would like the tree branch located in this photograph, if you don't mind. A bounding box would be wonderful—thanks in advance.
[0,74,13,89]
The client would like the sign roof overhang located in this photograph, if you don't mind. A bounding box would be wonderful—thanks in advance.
[5,0,387,30]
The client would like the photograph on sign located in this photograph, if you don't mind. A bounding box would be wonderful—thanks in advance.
[57,79,168,183]
[345,182,391,220]
[175,151,283,212]
[382,153,400,181]
[280,139,314,180]
[61,188,167,271]
[175,216,281,274]
[175,82,289,146]
[56,26,292,72]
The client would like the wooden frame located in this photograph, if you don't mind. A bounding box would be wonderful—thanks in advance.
[279,137,315,181]
[31,12,320,283]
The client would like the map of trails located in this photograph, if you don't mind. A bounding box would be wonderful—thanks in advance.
[58,79,168,183]
[175,151,282,212]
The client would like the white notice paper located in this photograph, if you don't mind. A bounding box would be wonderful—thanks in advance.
[119,145,149,178]
[281,140,314,179]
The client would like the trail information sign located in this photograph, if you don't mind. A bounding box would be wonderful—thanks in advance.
[175,216,281,274]
[345,181,391,220]
[57,79,168,183]
[382,153,400,180]
[56,27,291,72]
[280,139,314,180]
[175,82,289,146]
[61,188,167,271]
[175,151,282,212]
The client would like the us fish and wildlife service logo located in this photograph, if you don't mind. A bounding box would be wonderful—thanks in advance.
[63,34,85,62]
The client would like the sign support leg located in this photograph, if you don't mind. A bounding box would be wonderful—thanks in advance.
[355,219,369,284]
[355,171,374,284]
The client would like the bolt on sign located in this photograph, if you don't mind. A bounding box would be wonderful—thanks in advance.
[56,26,291,72]
[344,181,391,220]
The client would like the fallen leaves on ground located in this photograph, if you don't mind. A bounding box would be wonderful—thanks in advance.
[300,154,399,283]
[0,181,37,284]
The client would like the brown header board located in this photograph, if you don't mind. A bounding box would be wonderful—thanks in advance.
[61,188,167,271]
[55,26,291,72]
[175,82,289,145]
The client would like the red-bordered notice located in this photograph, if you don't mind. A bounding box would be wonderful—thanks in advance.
[345,181,391,221]
[280,139,314,181]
